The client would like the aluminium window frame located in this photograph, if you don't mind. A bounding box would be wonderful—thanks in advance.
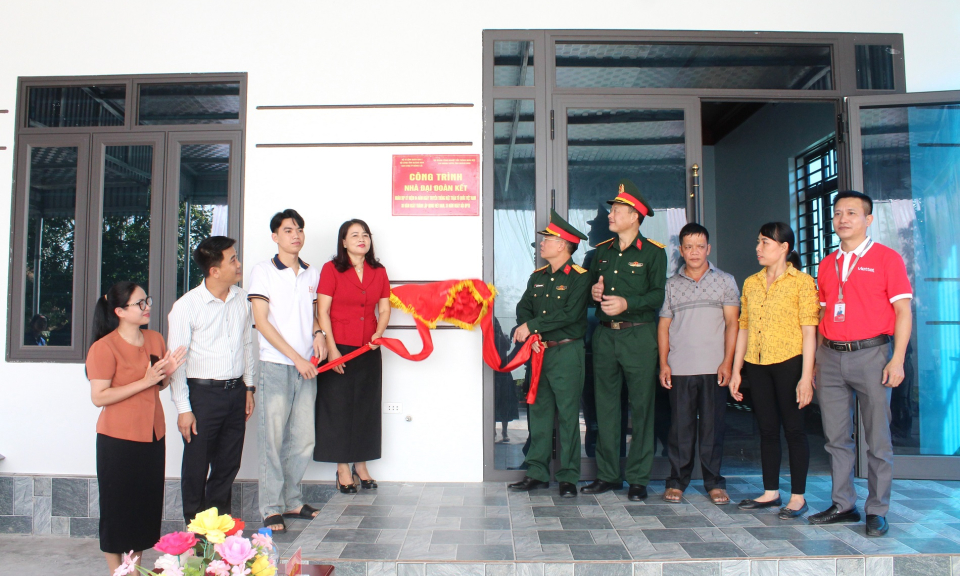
[7,73,247,363]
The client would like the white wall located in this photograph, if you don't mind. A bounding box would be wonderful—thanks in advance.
[1,0,959,481]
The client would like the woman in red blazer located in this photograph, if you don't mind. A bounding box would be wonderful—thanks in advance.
[314,219,391,492]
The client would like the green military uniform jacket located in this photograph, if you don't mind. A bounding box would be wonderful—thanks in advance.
[516,258,590,341]
[589,232,667,324]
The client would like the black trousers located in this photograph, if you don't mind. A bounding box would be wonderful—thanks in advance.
[181,382,247,522]
[666,374,727,491]
[743,356,809,494]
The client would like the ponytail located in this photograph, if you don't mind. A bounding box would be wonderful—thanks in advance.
[787,250,802,270]
[92,281,140,342]
[758,222,800,269]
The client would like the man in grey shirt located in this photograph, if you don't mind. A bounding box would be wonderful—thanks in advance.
[658,223,740,505]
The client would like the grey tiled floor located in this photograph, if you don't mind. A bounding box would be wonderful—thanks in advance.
[277,476,960,563]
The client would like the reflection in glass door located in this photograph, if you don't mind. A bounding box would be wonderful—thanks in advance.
[492,99,537,471]
[163,132,242,314]
[22,145,84,348]
[90,134,165,333]
[553,97,701,478]
[848,91,960,478]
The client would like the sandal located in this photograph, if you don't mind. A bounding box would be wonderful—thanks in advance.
[709,488,731,505]
[662,488,683,503]
[283,504,320,519]
[263,514,286,533]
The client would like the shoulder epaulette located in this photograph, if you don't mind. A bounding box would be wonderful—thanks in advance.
[534,264,549,272]
[648,239,666,249]
[596,238,615,246]
[571,264,587,274]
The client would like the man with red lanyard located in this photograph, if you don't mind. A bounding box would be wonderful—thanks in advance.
[808,191,913,537]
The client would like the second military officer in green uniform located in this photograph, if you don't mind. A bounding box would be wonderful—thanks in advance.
[582,179,667,501]
[509,210,591,498]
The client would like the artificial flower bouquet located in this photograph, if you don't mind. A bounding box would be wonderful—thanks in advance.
[114,507,277,576]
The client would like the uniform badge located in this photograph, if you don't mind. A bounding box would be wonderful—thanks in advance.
[556,285,567,291]
[563,264,571,274]
[628,262,643,267]
[534,284,544,288]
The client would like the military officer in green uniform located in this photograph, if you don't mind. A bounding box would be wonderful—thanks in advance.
[508,210,591,498]
[581,179,667,501]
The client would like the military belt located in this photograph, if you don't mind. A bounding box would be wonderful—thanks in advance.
[541,338,578,349]
[599,321,648,330]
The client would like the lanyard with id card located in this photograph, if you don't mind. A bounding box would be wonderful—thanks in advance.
[833,239,872,323]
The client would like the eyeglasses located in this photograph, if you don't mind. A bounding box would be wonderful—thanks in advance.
[123,296,153,311]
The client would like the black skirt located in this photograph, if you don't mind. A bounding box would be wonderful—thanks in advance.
[97,433,165,553]
[314,345,382,463]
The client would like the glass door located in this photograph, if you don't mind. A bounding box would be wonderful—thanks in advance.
[552,96,702,479]
[846,90,960,480]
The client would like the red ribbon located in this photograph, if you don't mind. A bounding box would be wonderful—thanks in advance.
[311,309,544,403]
[479,311,543,404]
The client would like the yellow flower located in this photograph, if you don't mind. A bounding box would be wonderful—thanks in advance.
[249,554,277,576]
[187,507,235,544]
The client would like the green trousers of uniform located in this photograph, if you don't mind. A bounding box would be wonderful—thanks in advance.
[592,322,659,485]
[524,341,586,484]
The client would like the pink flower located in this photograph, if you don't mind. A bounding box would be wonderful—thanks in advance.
[162,566,185,576]
[250,533,273,550]
[155,531,199,556]
[206,560,230,576]
[229,566,252,576]
[215,535,256,566]
[112,552,139,576]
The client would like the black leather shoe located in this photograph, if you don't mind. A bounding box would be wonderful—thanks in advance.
[508,476,549,491]
[808,504,861,525]
[866,514,888,536]
[559,482,577,498]
[737,496,782,510]
[628,484,648,501]
[778,502,808,519]
[580,479,623,494]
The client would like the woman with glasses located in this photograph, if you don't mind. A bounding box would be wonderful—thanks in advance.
[314,219,391,493]
[85,282,185,574]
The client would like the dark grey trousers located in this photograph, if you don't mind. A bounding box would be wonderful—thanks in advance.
[816,343,893,516]
[665,374,727,491]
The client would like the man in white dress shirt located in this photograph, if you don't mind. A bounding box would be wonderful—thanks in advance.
[168,236,256,523]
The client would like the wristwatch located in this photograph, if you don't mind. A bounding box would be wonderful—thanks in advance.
[314,329,326,337]
[246,386,256,394]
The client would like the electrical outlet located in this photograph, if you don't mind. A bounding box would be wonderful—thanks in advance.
[383,403,402,414]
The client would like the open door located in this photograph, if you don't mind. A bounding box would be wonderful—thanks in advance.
[846,90,960,480]
[552,95,702,479]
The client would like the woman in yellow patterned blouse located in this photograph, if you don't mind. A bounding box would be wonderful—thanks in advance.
[729,222,819,520]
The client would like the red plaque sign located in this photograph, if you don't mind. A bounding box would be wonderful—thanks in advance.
[392,154,479,216]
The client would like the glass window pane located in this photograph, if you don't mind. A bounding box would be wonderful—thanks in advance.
[855,45,896,90]
[100,145,154,292]
[178,144,230,297]
[492,99,535,469]
[858,101,960,455]
[556,43,833,90]
[27,86,125,128]
[24,147,79,346]
[494,41,534,87]
[139,83,240,125]
[564,107,688,461]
